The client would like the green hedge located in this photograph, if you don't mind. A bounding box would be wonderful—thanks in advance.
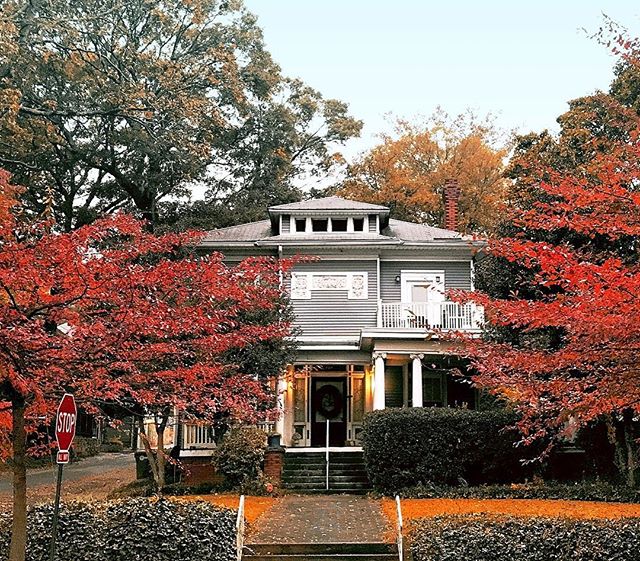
[410,515,640,561]
[362,408,536,493]
[396,480,640,502]
[0,498,235,561]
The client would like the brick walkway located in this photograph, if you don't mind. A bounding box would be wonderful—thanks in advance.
[247,494,389,544]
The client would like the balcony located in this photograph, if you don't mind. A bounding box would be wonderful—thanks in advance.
[378,301,484,331]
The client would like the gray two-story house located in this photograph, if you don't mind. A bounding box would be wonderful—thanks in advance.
[198,195,484,450]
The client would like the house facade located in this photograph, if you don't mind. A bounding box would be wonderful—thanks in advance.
[197,193,484,450]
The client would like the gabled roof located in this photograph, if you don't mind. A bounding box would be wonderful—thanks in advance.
[269,196,388,212]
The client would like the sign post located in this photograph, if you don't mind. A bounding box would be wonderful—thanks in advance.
[49,393,77,561]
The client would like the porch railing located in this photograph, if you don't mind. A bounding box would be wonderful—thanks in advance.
[379,301,483,331]
[181,423,216,450]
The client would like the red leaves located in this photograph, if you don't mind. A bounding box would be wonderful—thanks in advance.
[462,133,640,443]
[0,175,293,458]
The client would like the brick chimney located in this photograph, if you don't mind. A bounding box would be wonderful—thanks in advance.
[442,179,461,231]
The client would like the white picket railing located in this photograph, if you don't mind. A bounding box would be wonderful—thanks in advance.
[395,495,403,561]
[236,495,245,561]
[379,301,483,331]
[181,423,216,450]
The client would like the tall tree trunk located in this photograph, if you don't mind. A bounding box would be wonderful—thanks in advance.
[606,414,627,482]
[623,410,638,488]
[9,395,27,561]
[137,418,161,487]
[156,424,166,491]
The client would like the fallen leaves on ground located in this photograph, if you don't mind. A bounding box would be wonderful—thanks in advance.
[381,498,640,527]
[0,468,134,510]
[177,494,277,523]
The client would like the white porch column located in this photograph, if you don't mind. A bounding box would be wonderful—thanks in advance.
[274,375,287,437]
[411,354,424,408]
[373,352,387,410]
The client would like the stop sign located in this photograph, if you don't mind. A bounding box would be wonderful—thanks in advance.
[55,393,77,452]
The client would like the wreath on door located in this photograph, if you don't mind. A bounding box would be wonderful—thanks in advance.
[314,385,343,419]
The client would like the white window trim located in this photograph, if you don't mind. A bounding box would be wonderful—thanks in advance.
[288,215,369,234]
[290,272,369,300]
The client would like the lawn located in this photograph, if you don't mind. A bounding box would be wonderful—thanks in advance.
[176,494,277,523]
[382,497,640,525]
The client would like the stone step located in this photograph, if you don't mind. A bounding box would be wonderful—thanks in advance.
[242,553,398,561]
[244,542,396,559]
[246,543,395,555]
[284,481,371,491]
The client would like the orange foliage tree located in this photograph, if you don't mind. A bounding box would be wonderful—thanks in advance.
[337,111,510,233]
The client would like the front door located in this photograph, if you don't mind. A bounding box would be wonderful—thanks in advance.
[310,377,347,447]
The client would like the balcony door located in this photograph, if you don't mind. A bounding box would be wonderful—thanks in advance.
[400,271,445,328]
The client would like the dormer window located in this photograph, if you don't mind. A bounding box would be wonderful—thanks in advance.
[288,214,376,234]
[312,218,328,232]
[332,218,348,232]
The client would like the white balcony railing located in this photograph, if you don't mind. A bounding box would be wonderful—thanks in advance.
[379,301,484,331]
[181,423,216,450]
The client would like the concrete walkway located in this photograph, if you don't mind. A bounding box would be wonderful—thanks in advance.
[248,494,390,544]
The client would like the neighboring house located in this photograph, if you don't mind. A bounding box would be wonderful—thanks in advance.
[191,187,484,451]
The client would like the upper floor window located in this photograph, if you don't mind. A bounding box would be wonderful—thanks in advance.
[290,216,369,234]
[311,218,329,232]
[332,218,348,232]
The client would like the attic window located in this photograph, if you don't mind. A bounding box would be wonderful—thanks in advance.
[332,218,348,232]
[294,218,306,233]
[312,218,328,232]
[353,217,365,232]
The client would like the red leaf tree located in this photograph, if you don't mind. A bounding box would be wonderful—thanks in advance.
[0,171,293,561]
[462,124,640,485]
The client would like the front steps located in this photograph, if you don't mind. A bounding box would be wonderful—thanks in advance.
[243,542,397,561]
[282,451,371,494]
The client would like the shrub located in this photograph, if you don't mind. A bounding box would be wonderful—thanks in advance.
[394,480,640,502]
[212,427,266,489]
[410,515,640,561]
[0,498,235,561]
[362,408,537,493]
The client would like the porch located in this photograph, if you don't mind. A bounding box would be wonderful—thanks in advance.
[274,355,476,448]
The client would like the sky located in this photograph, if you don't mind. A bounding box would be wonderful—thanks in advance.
[243,0,640,160]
